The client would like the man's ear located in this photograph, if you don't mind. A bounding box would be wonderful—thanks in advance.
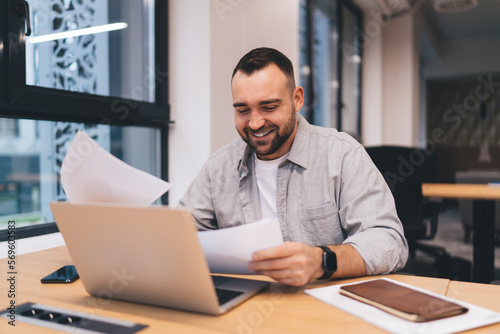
[293,86,305,112]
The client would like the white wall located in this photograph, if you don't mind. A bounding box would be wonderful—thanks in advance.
[361,10,421,148]
[168,0,212,206]
[361,20,384,146]
[168,0,300,206]
[209,0,300,152]
[381,14,420,147]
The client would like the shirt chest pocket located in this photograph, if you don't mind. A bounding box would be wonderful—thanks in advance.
[297,202,344,246]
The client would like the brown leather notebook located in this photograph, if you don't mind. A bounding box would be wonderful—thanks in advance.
[339,279,468,322]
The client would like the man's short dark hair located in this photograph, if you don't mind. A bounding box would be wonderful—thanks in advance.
[231,47,296,92]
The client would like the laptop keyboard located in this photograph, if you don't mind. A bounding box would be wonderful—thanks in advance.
[215,288,244,305]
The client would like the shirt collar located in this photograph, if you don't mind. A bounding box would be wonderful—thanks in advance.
[238,143,252,176]
[286,113,309,170]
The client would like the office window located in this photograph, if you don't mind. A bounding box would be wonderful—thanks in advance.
[0,118,19,137]
[0,0,169,241]
[0,119,160,234]
[26,0,156,102]
[299,0,362,140]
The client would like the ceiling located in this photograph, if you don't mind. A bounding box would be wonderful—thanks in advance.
[352,0,500,46]
[421,0,500,42]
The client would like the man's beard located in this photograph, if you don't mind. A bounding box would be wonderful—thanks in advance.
[239,109,296,158]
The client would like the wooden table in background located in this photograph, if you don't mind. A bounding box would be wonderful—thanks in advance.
[1,246,500,333]
[422,183,500,283]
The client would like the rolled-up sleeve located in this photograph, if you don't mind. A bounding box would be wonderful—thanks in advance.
[339,147,409,275]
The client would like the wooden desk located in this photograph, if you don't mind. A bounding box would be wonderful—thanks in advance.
[2,247,500,333]
[422,183,500,283]
[422,183,500,200]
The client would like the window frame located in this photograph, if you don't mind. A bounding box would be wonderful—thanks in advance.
[337,0,363,140]
[0,0,170,241]
[2,0,169,127]
[0,3,7,104]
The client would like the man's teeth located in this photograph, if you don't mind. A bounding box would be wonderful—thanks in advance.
[254,131,270,138]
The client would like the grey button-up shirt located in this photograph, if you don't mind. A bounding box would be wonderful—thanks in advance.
[179,114,408,275]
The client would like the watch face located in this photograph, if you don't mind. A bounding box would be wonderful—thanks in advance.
[324,251,337,272]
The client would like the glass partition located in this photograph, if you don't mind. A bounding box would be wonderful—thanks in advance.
[299,0,339,128]
[299,0,362,139]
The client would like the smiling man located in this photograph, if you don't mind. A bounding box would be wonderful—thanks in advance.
[232,61,298,161]
[179,47,408,286]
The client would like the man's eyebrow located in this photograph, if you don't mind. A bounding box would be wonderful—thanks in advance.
[233,99,282,108]
[259,99,282,105]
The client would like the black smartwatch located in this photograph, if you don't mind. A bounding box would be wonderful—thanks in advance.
[317,246,337,279]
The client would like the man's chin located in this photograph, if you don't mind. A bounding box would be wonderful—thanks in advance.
[253,146,280,159]
[248,143,270,155]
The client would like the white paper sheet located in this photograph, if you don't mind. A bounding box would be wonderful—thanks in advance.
[305,278,500,334]
[197,218,284,274]
[61,131,170,205]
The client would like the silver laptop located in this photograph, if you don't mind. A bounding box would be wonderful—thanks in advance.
[49,201,269,315]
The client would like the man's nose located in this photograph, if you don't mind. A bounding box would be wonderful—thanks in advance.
[248,111,265,130]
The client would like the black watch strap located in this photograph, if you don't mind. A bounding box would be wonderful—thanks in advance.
[318,246,337,280]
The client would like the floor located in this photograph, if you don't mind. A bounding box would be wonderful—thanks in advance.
[402,202,500,282]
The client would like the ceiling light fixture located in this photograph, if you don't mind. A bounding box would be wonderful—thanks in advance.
[433,0,478,14]
[26,22,128,44]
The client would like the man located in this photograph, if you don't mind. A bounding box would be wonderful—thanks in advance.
[179,47,408,286]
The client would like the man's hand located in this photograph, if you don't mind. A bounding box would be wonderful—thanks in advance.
[249,242,367,286]
[248,241,323,286]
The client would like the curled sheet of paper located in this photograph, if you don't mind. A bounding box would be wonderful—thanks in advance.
[61,131,170,206]
[197,218,284,274]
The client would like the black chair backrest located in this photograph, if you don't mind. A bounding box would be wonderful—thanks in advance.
[365,146,425,236]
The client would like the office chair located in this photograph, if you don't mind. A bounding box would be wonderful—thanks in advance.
[365,146,470,280]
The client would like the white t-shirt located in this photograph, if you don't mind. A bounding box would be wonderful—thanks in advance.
[254,153,290,220]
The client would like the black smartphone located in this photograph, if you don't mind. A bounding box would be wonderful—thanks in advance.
[41,265,79,283]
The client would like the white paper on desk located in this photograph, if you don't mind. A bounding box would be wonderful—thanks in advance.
[305,278,500,334]
[197,218,284,274]
[61,131,170,205]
